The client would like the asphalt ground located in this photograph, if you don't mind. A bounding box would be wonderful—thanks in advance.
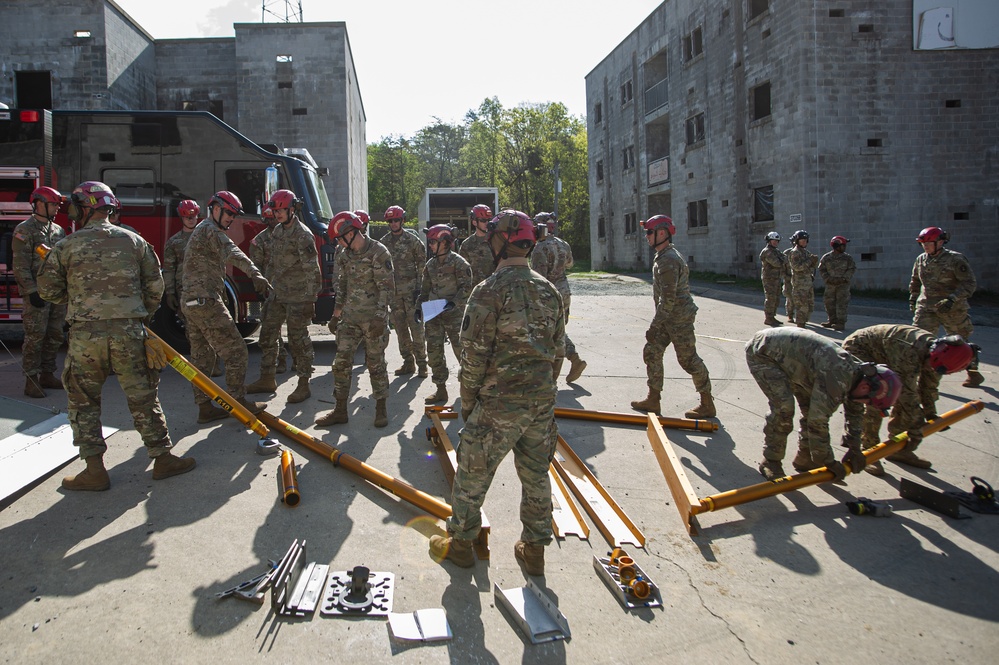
[0,275,997,664]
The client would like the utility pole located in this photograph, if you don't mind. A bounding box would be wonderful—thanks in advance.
[262,0,303,23]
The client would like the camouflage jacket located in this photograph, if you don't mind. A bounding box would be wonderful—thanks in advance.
[335,238,395,324]
[181,219,263,302]
[650,246,697,327]
[249,226,275,279]
[818,251,856,286]
[759,244,786,282]
[267,217,321,303]
[11,215,66,296]
[909,248,976,305]
[531,235,573,295]
[458,233,496,286]
[37,219,162,322]
[381,229,425,292]
[421,250,472,307]
[788,246,819,278]
[459,258,564,401]
[162,229,193,299]
[782,247,794,277]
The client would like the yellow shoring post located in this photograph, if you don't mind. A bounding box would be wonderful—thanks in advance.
[555,407,718,432]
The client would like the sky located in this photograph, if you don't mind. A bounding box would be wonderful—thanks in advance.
[112,0,663,142]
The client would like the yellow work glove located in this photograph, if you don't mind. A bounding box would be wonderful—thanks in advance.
[144,337,169,370]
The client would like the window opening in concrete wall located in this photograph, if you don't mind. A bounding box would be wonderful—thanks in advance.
[643,50,669,114]
[867,138,882,147]
[622,145,635,171]
[621,80,633,105]
[946,99,962,108]
[954,211,969,220]
[685,112,705,145]
[752,82,771,120]
[594,102,603,124]
[753,185,774,222]
[683,26,704,62]
[182,101,195,111]
[858,24,874,33]
[278,81,292,89]
[596,160,604,182]
[687,199,708,229]
[762,28,772,39]
[276,55,293,62]
[209,100,224,121]
[829,9,845,18]
[861,252,877,261]
[292,108,308,115]
[74,30,91,38]
[15,71,52,109]
[749,0,769,21]
[598,216,606,239]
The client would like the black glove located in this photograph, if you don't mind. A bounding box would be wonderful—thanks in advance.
[29,292,45,308]
[935,297,955,313]
[166,294,180,311]
[841,449,866,476]
[443,301,456,312]
[414,308,423,323]
[827,460,848,482]
[412,289,421,305]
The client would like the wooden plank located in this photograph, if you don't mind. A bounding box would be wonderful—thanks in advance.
[646,413,701,535]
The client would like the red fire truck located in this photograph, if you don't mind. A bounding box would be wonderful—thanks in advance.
[0,108,339,350]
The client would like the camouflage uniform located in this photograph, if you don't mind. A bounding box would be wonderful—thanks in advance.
[642,246,711,396]
[333,238,395,399]
[746,328,864,466]
[909,247,976,367]
[788,246,819,326]
[162,228,193,309]
[251,225,291,370]
[254,216,320,378]
[180,219,266,405]
[782,246,795,321]
[381,229,427,368]
[36,219,172,459]
[842,324,939,449]
[531,234,576,357]
[759,243,786,322]
[420,251,472,387]
[458,233,495,286]
[12,214,67,378]
[818,249,856,328]
[448,258,565,545]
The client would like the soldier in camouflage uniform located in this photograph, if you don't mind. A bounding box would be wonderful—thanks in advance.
[419,225,472,405]
[787,230,819,327]
[37,181,194,491]
[630,215,715,420]
[245,190,321,404]
[246,206,289,373]
[381,205,428,378]
[429,210,564,576]
[759,231,786,327]
[843,324,976,475]
[317,211,395,428]
[181,191,271,424]
[532,212,586,383]
[459,203,496,286]
[909,226,983,387]
[746,327,901,481]
[818,235,856,331]
[327,209,371,344]
[12,186,67,398]
[782,241,795,323]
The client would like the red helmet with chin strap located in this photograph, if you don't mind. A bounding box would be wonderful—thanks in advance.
[831,235,849,247]
[353,209,370,225]
[266,189,299,211]
[917,226,948,244]
[470,204,493,221]
[384,205,406,221]
[487,210,536,246]
[208,191,243,216]
[71,181,116,210]
[30,186,65,205]
[331,211,364,238]
[178,199,200,217]
[928,336,976,375]
[860,364,902,415]
[642,215,675,237]
[424,224,456,243]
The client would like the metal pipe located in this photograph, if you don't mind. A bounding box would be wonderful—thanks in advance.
[696,400,984,514]
[555,407,719,432]
[279,449,300,507]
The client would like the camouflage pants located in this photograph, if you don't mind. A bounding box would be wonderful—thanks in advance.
[823,283,851,326]
[390,292,427,365]
[642,316,711,395]
[259,299,314,378]
[21,299,66,376]
[791,275,815,325]
[860,398,924,452]
[333,317,389,399]
[747,353,833,465]
[914,303,976,369]
[425,309,461,386]
[783,276,794,319]
[64,319,171,460]
[762,277,782,319]
[182,299,248,405]
[561,290,576,358]
[447,396,557,545]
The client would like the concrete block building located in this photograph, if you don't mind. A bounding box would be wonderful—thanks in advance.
[0,0,366,210]
[586,0,999,290]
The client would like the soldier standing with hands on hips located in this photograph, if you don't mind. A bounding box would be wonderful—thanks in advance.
[381,205,428,378]
[759,231,786,327]
[817,235,856,331]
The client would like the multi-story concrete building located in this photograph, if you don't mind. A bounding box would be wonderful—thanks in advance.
[0,0,366,210]
[586,0,999,290]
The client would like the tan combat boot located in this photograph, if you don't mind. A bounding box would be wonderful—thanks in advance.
[197,402,229,424]
[630,388,661,414]
[428,534,475,568]
[514,540,545,576]
[565,353,587,383]
[764,316,782,327]
[287,376,311,404]
[39,372,64,389]
[152,452,196,480]
[394,357,416,376]
[758,459,785,481]
[24,376,46,399]
[62,455,111,491]
[417,362,429,378]
[374,398,388,428]
[425,384,448,405]
[791,449,819,473]
[887,450,933,469]
[245,373,277,394]
[275,353,288,374]
[316,391,348,426]
[684,393,716,419]
[236,396,266,415]
[963,370,985,387]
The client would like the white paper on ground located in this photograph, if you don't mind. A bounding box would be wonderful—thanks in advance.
[388,608,452,642]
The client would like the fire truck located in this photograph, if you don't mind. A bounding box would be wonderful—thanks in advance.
[0,108,338,350]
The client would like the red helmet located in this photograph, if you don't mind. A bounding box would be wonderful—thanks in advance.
[353,209,370,225]
[642,215,675,237]
[384,205,406,221]
[177,199,200,217]
[267,189,298,210]
[830,235,849,247]
[928,336,976,375]
[487,210,536,247]
[470,204,493,221]
[424,224,455,243]
[30,186,64,205]
[208,191,243,215]
[862,365,902,415]
[916,226,948,244]
[70,181,116,210]
[331,210,364,237]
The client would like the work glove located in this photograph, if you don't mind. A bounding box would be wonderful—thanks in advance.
[827,460,848,482]
[252,275,272,299]
[414,307,423,323]
[443,301,456,312]
[29,292,45,308]
[840,448,866,477]
[934,297,955,313]
[327,316,339,336]
[166,294,180,311]
[909,297,918,314]
[144,337,169,370]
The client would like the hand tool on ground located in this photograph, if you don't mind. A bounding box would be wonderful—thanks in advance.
[214,559,279,601]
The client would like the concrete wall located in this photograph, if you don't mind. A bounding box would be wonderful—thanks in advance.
[587,0,999,290]
[155,38,238,123]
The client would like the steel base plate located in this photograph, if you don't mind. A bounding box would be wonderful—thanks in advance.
[320,570,395,616]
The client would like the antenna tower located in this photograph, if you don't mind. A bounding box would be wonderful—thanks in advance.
[261,0,303,23]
